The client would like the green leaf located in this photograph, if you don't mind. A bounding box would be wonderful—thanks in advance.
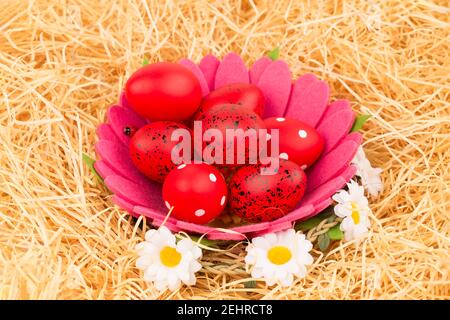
[351,114,372,132]
[317,233,331,251]
[327,224,344,240]
[244,280,257,288]
[142,58,149,66]
[294,207,334,232]
[176,234,218,248]
[82,153,103,182]
[267,47,280,61]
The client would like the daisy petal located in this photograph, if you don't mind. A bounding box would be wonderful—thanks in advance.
[214,52,249,88]
[179,58,210,97]
[249,57,272,84]
[257,60,292,118]
[199,54,220,90]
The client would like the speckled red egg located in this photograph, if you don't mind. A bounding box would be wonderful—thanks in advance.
[162,163,228,224]
[195,83,265,119]
[194,104,266,166]
[129,121,192,183]
[264,117,324,170]
[228,159,307,222]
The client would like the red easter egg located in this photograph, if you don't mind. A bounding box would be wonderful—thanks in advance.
[162,163,228,224]
[195,83,265,119]
[228,159,307,222]
[194,104,266,167]
[125,62,202,122]
[264,117,324,170]
[129,121,191,183]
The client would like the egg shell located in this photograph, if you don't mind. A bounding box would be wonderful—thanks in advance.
[162,163,228,224]
[195,104,266,167]
[264,117,324,169]
[129,121,192,183]
[228,159,307,222]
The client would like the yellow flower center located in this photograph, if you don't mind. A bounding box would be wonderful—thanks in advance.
[351,202,360,225]
[159,246,181,268]
[267,246,292,265]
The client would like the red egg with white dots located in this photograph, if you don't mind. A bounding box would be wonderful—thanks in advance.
[162,163,228,224]
[264,117,324,169]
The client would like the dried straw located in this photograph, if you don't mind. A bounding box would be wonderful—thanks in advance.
[0,0,449,300]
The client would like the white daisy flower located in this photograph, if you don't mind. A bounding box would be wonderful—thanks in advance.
[135,226,202,291]
[245,229,314,287]
[332,180,371,241]
[351,146,383,197]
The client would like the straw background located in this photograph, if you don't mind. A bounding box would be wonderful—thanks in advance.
[0,0,449,299]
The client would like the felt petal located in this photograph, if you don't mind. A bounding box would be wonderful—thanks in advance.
[150,219,182,233]
[346,132,363,145]
[95,140,149,186]
[306,138,359,191]
[174,221,214,235]
[249,57,272,84]
[214,53,249,89]
[257,60,292,118]
[120,92,131,109]
[112,195,138,217]
[96,124,122,146]
[199,54,220,90]
[301,175,347,207]
[284,75,329,127]
[179,58,210,97]
[107,105,146,146]
[253,221,292,237]
[274,204,315,223]
[104,175,164,211]
[317,109,355,154]
[313,198,333,215]
[321,99,351,120]
[94,160,116,179]
[207,231,246,241]
[134,206,177,224]
[231,222,270,234]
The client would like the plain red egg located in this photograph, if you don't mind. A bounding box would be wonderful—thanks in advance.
[129,121,192,183]
[162,163,228,224]
[194,83,265,119]
[125,62,202,122]
[264,117,324,169]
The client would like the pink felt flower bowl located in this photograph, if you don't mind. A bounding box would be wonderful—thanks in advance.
[95,53,361,241]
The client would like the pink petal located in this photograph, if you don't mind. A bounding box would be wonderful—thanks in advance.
[214,53,249,89]
[179,58,210,97]
[274,204,315,223]
[112,195,138,217]
[94,159,116,179]
[284,75,329,127]
[199,54,220,90]
[174,220,214,235]
[207,231,246,241]
[257,60,292,118]
[317,109,355,154]
[107,105,146,146]
[120,92,131,109]
[95,140,149,186]
[301,176,346,207]
[306,138,359,191]
[104,175,164,212]
[321,99,351,120]
[346,132,363,145]
[96,124,122,146]
[134,206,178,224]
[230,222,270,234]
[249,57,272,84]
[150,218,182,233]
[313,198,333,215]
[253,221,292,237]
